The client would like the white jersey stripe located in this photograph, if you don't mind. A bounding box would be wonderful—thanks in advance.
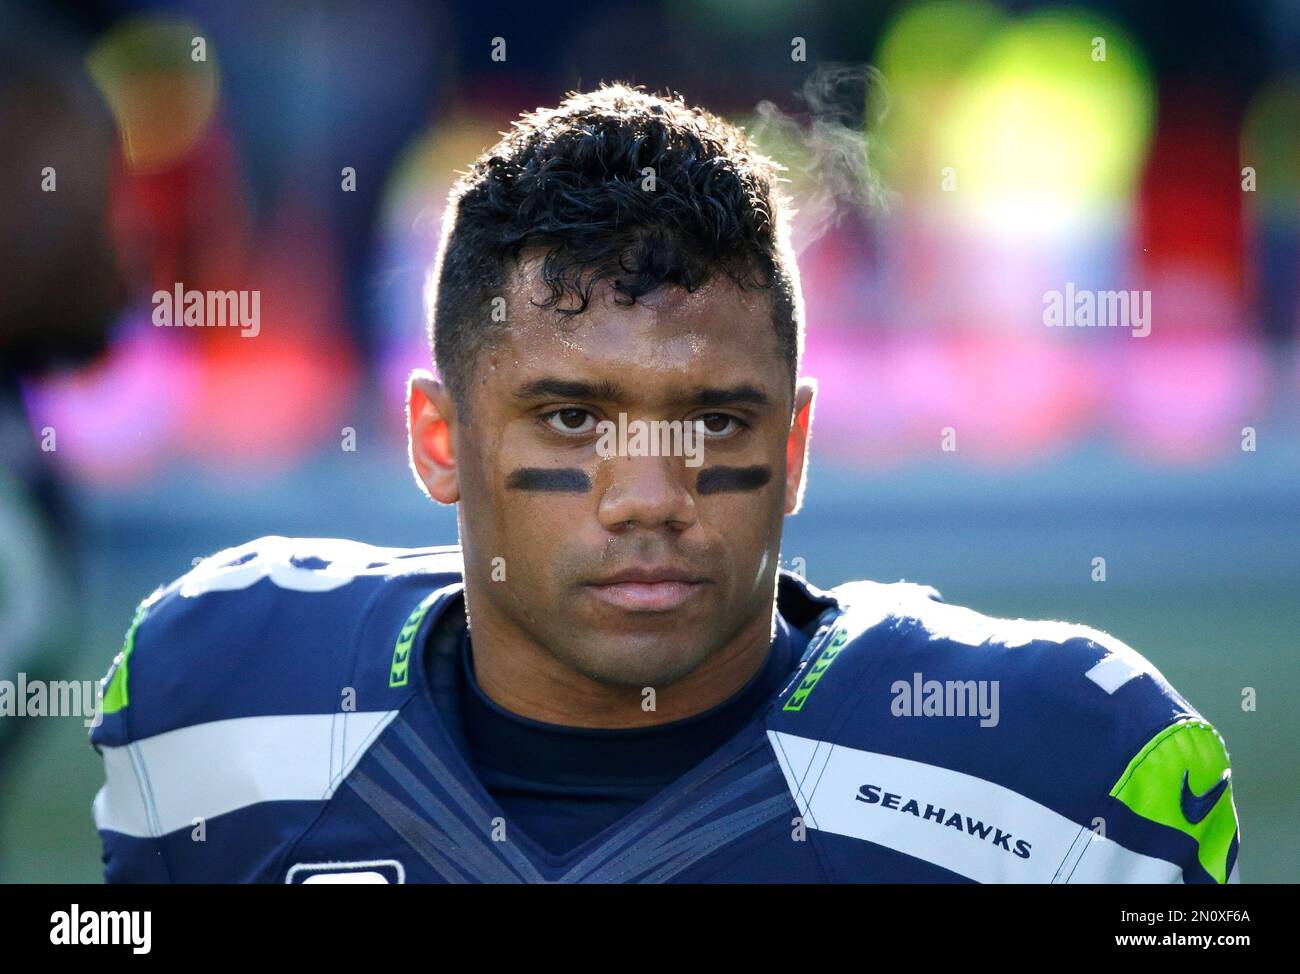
[768,730,1182,883]
[94,710,398,838]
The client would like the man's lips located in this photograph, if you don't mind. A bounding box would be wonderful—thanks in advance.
[583,568,710,612]
[583,579,709,612]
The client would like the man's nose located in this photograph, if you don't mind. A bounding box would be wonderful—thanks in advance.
[595,453,699,531]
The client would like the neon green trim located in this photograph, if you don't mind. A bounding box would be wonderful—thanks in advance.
[1109,718,1238,883]
[101,601,150,715]
[389,591,440,688]
[783,628,850,712]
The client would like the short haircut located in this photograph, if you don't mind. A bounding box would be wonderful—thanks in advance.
[427,82,804,421]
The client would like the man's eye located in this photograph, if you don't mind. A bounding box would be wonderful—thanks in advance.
[696,413,745,436]
[542,408,597,434]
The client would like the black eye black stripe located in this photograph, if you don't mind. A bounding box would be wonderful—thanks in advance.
[505,465,773,494]
[696,465,772,495]
[506,468,592,492]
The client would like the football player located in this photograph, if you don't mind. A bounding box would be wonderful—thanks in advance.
[91,84,1239,883]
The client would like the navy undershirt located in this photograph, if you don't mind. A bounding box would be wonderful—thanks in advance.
[456,615,809,857]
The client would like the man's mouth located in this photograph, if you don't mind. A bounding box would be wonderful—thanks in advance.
[583,566,710,612]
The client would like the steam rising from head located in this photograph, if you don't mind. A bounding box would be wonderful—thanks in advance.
[754,63,890,255]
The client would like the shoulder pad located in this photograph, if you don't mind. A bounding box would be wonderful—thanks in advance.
[92,536,465,744]
[774,578,1201,819]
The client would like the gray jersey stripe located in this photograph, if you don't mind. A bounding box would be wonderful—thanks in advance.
[369,744,524,884]
[347,770,471,884]
[637,794,794,884]
[389,719,547,883]
[566,760,783,883]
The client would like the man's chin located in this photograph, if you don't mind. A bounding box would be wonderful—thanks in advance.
[557,635,713,691]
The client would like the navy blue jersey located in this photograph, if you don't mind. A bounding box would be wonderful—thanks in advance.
[90,537,1240,883]
[452,611,809,857]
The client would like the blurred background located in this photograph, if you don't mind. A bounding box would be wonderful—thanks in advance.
[0,0,1296,882]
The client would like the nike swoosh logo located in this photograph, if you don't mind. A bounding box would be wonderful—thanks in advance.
[1180,769,1229,825]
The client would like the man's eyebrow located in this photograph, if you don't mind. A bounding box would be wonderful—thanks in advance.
[512,378,772,410]
[691,385,771,409]
[512,378,627,403]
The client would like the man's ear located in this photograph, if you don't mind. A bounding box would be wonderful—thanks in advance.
[784,378,817,516]
[407,369,460,504]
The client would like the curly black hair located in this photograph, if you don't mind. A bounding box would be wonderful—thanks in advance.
[428,82,803,421]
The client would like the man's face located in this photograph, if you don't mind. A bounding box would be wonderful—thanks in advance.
[411,256,815,690]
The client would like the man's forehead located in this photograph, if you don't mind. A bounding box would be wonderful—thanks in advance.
[467,254,787,415]
[501,258,775,351]
[506,248,768,314]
